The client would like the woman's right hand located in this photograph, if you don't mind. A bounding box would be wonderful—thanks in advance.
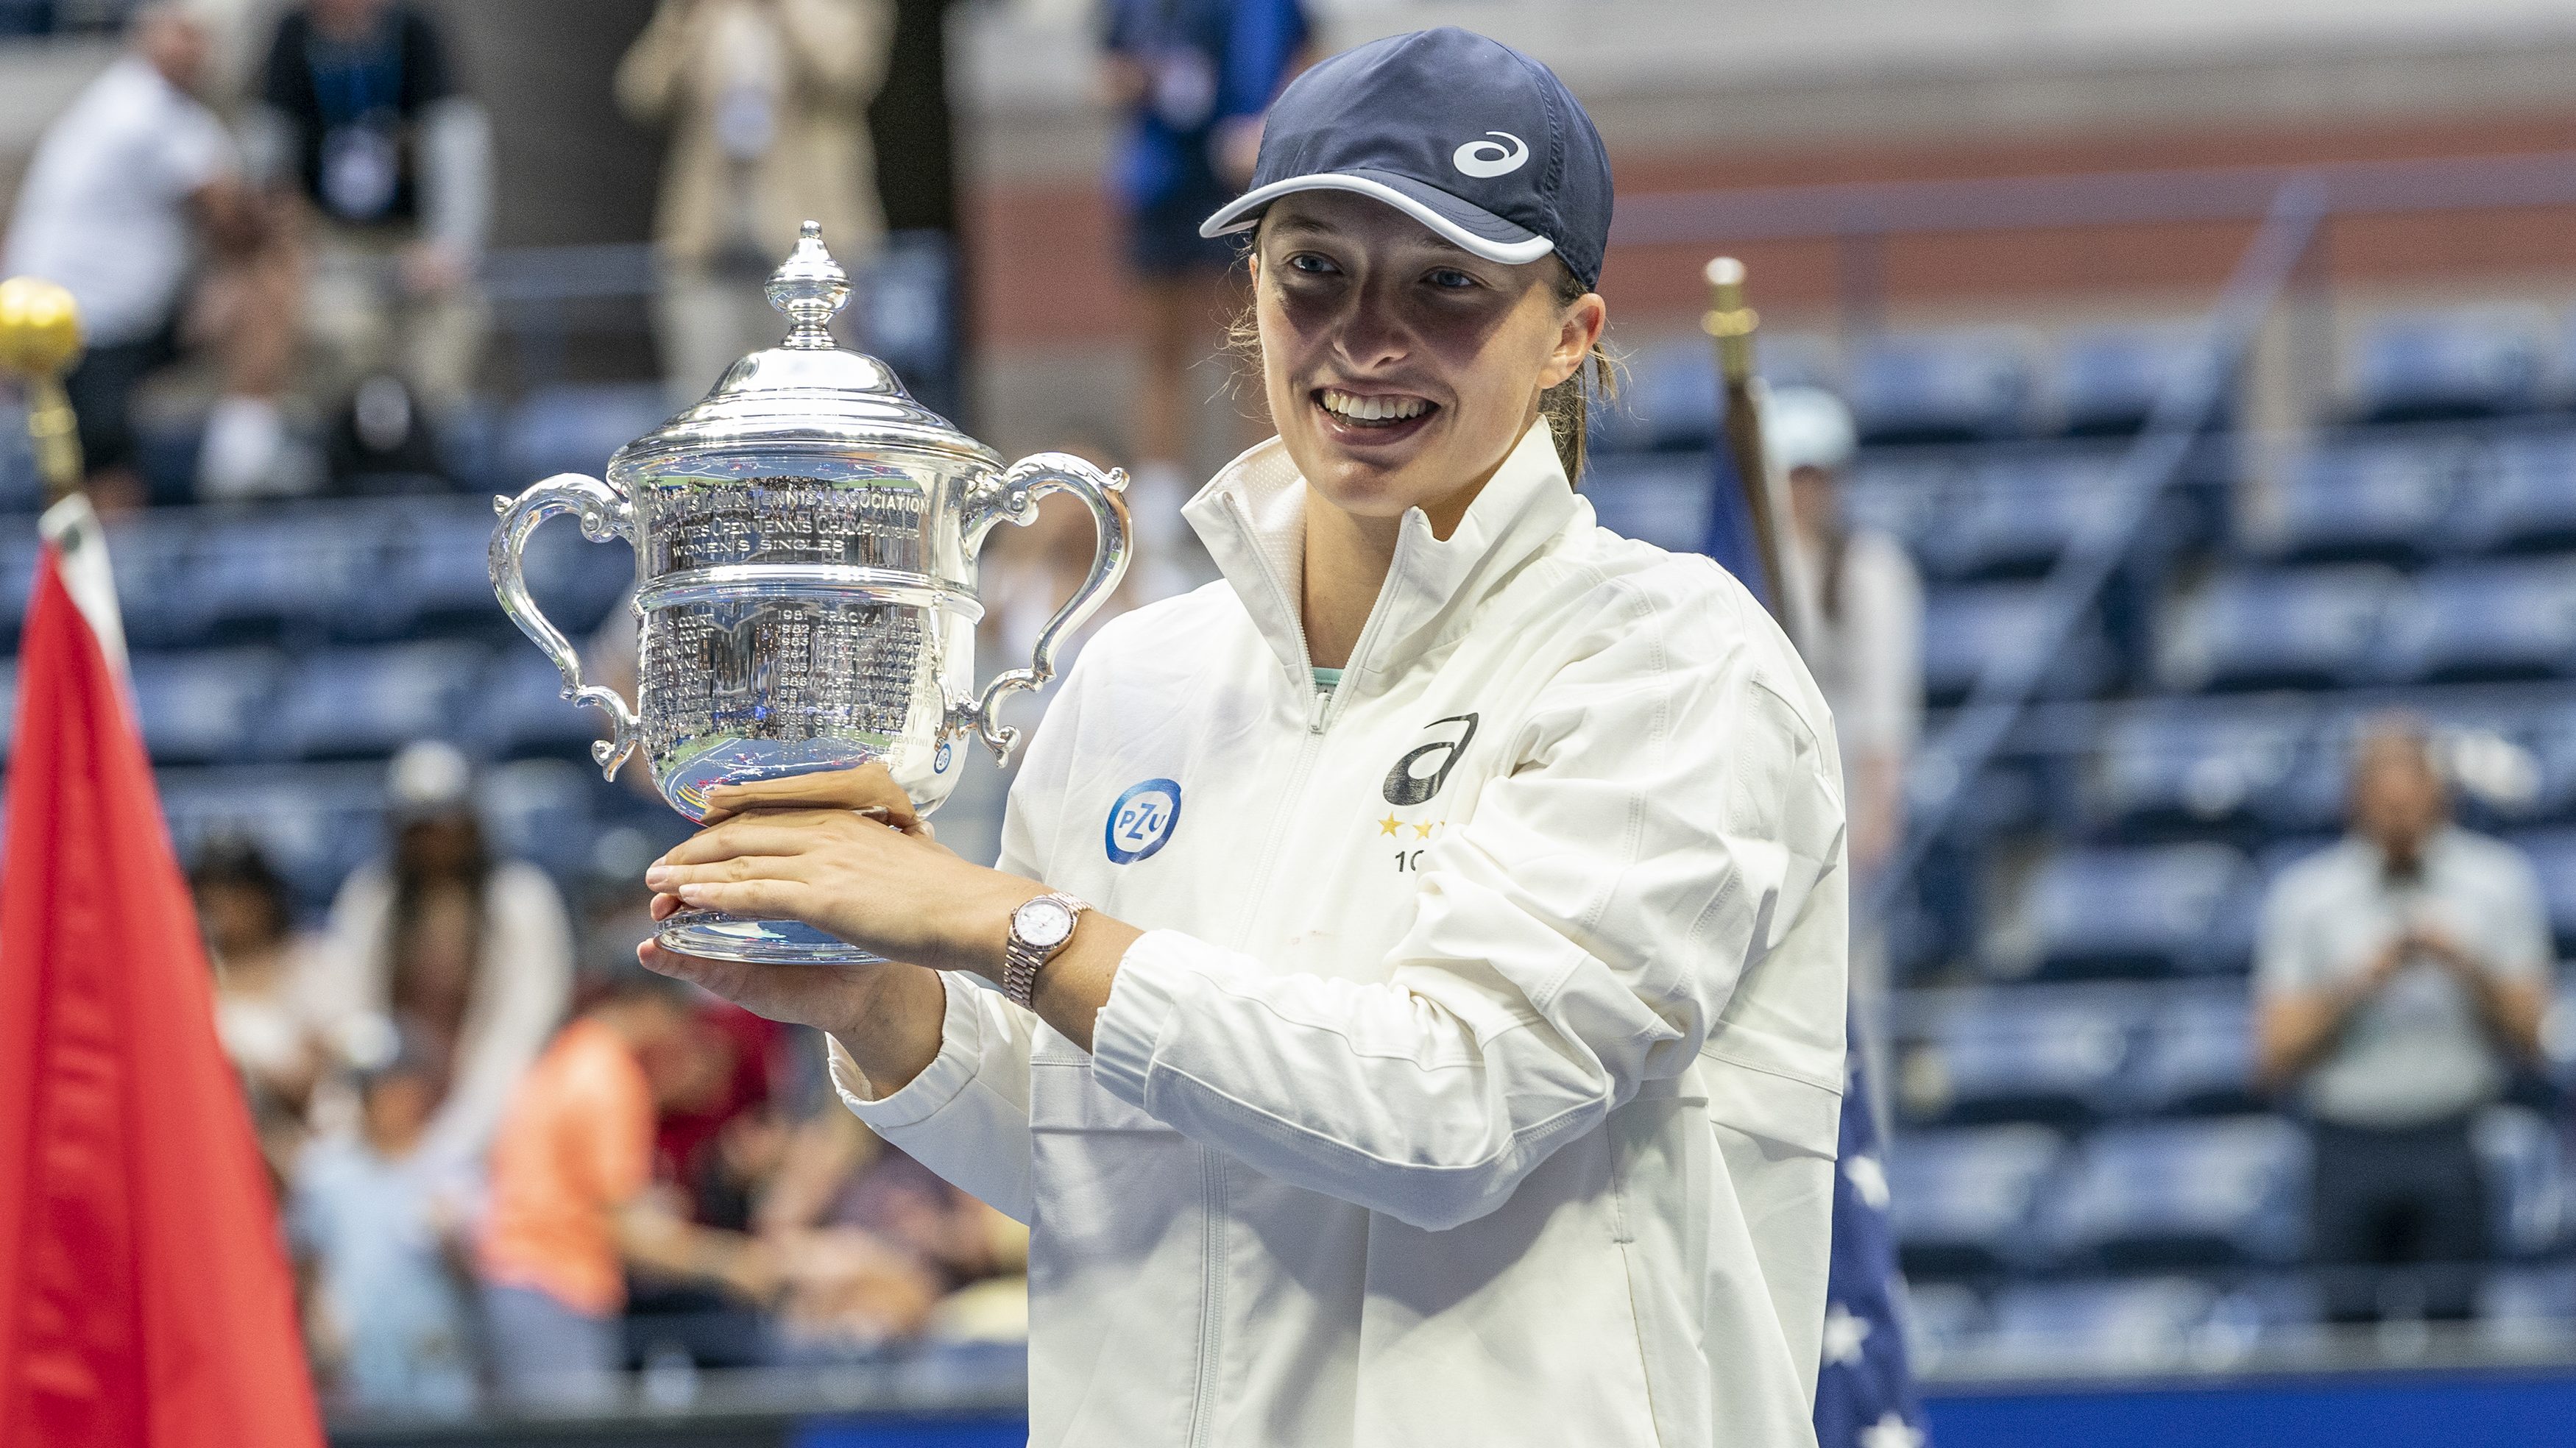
[640,762,953,1092]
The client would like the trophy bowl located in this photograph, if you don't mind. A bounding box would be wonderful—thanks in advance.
[490,223,1128,964]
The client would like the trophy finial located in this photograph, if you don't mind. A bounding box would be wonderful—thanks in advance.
[765,221,849,350]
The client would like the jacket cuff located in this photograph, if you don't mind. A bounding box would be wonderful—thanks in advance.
[827,971,984,1132]
[1089,929,1224,1110]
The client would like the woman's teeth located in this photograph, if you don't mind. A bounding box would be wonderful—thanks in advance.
[1318,389,1432,425]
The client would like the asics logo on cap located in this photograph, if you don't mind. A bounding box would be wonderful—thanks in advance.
[1451,131,1529,179]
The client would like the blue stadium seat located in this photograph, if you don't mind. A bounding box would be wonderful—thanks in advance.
[1885,1124,2067,1277]
[0,401,40,514]
[2121,985,2258,1118]
[183,509,385,642]
[2157,566,2402,692]
[129,649,289,765]
[484,649,618,760]
[500,384,672,485]
[2056,325,2207,436]
[1579,452,1713,554]
[274,642,491,761]
[0,530,41,642]
[2349,307,2551,422]
[1914,452,2130,581]
[1984,1277,2221,1372]
[1842,453,1967,567]
[2446,430,2576,556]
[2521,831,2576,951]
[1987,843,2250,981]
[2383,558,2576,684]
[480,757,598,882]
[2039,1117,2309,1268]
[102,512,202,647]
[2260,698,2576,837]
[2088,695,2318,837]
[2475,1104,2569,1259]
[1850,330,2039,444]
[158,764,388,915]
[1902,985,2143,1124]
[1589,341,1717,454]
[0,659,16,758]
[2478,1264,2576,1352]
[1898,1282,1989,1375]
[1922,582,2113,706]
[2241,437,2462,565]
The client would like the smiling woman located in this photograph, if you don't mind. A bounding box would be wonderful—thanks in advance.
[637,25,1850,1448]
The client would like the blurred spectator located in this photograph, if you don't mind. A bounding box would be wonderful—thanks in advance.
[1772,386,1919,1104]
[1099,0,1308,572]
[193,837,347,1170]
[320,741,573,1176]
[753,1110,1017,1359]
[2256,716,2552,1322]
[475,966,781,1408]
[232,0,492,494]
[1772,386,1922,876]
[2,3,288,509]
[289,1028,479,1419]
[616,0,895,403]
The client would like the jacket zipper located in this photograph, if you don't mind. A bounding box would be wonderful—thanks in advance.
[1181,500,1401,1447]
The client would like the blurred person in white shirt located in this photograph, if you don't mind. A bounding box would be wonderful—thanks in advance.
[2257,716,2552,1322]
[1771,386,1919,1101]
[4,2,290,508]
[1770,386,1921,878]
[318,742,575,1179]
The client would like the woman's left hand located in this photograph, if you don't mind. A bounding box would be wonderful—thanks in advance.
[643,769,1039,980]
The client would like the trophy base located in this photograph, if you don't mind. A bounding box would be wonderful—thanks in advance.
[657,908,885,965]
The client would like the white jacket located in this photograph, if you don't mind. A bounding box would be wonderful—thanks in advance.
[835,422,1850,1447]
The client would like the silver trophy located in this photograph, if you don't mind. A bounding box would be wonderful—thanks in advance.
[490,222,1129,964]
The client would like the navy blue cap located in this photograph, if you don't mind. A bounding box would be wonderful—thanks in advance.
[1199,27,1615,291]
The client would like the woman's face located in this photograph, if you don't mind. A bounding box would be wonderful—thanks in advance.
[1252,192,1604,531]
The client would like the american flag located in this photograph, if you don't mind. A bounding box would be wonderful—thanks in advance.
[1696,431,1928,1448]
[1814,1037,1927,1448]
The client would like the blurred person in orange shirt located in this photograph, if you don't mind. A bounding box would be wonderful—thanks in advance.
[475,965,782,1409]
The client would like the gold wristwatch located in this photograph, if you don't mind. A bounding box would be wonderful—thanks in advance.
[1003,891,1088,1009]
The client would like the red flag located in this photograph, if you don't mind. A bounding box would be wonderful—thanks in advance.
[0,543,324,1448]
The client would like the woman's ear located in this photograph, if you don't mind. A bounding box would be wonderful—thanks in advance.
[1540,291,1608,391]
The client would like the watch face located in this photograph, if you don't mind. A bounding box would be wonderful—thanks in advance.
[1014,896,1076,949]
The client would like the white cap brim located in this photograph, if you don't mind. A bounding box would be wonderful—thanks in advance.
[1199,171,1557,267]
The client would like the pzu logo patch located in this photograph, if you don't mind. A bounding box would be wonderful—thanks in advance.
[1105,778,1183,865]
[1384,714,1479,806]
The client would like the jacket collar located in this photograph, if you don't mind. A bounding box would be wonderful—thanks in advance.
[1183,420,1585,695]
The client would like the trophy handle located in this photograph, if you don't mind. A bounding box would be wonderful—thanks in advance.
[958,452,1131,763]
[489,472,644,780]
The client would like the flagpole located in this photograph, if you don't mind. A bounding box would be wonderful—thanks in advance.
[0,276,85,503]
[1705,257,1794,643]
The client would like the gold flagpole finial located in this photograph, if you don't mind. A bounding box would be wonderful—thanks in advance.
[0,276,86,501]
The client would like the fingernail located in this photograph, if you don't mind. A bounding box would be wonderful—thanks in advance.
[645,866,673,888]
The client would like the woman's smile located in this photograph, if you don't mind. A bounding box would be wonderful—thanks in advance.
[1312,384,1442,448]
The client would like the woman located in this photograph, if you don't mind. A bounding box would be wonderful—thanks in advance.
[643,28,1849,1447]
[322,741,574,1175]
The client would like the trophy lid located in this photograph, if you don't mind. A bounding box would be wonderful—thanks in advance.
[608,221,1000,476]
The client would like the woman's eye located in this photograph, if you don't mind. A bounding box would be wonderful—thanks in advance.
[1284,252,1339,276]
[1427,269,1479,291]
